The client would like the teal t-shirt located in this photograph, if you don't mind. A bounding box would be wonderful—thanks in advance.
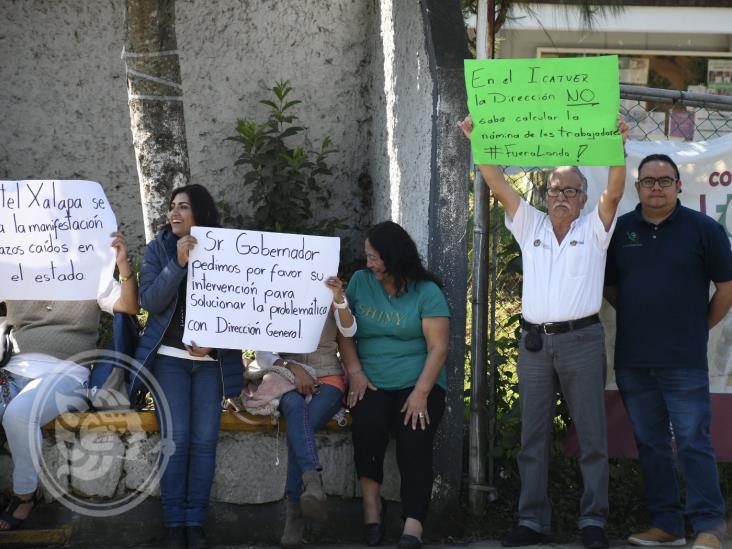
[346,269,450,390]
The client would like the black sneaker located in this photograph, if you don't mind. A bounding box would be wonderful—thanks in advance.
[186,526,209,549]
[501,525,552,547]
[397,534,423,549]
[581,526,609,549]
[162,527,186,549]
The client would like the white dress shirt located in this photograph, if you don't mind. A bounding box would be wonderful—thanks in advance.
[506,199,616,324]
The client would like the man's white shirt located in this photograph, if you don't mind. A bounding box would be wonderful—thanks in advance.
[506,199,616,324]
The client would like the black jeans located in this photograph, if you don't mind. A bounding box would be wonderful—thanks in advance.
[350,385,445,522]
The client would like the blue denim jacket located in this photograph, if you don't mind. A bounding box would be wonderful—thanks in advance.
[132,229,243,401]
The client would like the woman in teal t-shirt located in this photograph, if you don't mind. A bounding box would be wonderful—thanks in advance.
[344,221,450,549]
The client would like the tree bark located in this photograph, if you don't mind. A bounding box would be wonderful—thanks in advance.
[124,0,190,241]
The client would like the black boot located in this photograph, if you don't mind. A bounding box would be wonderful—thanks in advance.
[162,527,185,549]
[186,526,209,549]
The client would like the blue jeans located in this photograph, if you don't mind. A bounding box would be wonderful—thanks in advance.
[0,370,87,493]
[279,384,343,502]
[152,355,223,527]
[616,367,725,539]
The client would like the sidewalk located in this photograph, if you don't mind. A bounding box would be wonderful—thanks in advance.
[1,498,729,548]
[1,532,729,548]
[97,542,727,549]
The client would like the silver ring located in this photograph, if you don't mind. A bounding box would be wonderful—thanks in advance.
[418,412,425,418]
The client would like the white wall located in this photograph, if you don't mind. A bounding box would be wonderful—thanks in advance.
[0,0,376,258]
[176,0,375,255]
[368,0,434,259]
[0,1,141,247]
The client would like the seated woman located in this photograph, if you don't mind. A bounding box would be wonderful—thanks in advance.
[345,221,450,549]
[0,232,138,530]
[255,275,356,549]
[134,184,243,549]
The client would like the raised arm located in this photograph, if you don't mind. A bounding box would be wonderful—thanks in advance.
[326,276,356,336]
[598,115,629,231]
[110,231,139,314]
[458,116,521,220]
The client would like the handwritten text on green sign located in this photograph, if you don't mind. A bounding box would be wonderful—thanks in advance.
[465,56,623,167]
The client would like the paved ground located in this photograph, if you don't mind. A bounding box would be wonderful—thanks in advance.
[3,537,731,548]
[94,541,730,549]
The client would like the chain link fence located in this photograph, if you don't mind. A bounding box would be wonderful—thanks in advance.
[482,86,732,487]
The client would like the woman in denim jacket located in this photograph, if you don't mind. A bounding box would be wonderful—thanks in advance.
[134,184,242,549]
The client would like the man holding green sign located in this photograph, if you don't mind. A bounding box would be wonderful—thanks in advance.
[461,55,627,549]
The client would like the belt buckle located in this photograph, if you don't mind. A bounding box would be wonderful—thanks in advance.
[542,323,555,334]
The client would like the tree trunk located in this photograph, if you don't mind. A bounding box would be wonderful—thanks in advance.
[124,0,190,241]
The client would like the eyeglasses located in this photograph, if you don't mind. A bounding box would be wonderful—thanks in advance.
[547,186,583,198]
[638,176,677,188]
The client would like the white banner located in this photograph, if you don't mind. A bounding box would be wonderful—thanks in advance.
[0,180,117,300]
[182,227,340,352]
[584,135,732,392]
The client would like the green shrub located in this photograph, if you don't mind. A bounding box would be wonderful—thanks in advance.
[228,80,343,237]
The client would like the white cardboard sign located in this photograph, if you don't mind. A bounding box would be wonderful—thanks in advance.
[0,180,117,300]
[182,227,340,352]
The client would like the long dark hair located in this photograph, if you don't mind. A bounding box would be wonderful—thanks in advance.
[366,221,442,292]
[169,184,221,228]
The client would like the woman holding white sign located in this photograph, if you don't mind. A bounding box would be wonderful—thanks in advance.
[345,221,450,549]
[0,232,138,531]
[134,184,243,549]
[254,275,356,549]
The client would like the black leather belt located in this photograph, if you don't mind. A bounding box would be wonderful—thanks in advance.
[521,313,600,335]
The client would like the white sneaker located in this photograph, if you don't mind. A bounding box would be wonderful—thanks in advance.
[628,527,686,547]
[692,532,721,549]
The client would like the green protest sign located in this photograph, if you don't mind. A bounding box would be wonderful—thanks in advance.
[464,55,623,167]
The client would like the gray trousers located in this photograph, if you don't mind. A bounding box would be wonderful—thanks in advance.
[516,322,608,533]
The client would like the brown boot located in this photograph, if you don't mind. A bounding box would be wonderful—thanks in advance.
[300,469,327,522]
[280,500,304,549]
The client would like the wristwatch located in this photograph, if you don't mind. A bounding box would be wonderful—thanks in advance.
[334,296,349,309]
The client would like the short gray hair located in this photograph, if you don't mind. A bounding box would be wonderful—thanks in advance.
[546,166,588,193]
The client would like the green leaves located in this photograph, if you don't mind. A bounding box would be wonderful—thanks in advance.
[228,80,346,235]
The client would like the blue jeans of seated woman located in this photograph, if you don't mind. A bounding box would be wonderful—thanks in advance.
[0,371,87,494]
[279,384,343,502]
[152,354,223,528]
[616,366,725,540]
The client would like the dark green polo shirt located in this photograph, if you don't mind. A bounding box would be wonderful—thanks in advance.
[606,201,732,369]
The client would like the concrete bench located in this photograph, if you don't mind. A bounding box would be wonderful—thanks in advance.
[0,410,402,547]
[0,410,399,505]
[43,409,350,433]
